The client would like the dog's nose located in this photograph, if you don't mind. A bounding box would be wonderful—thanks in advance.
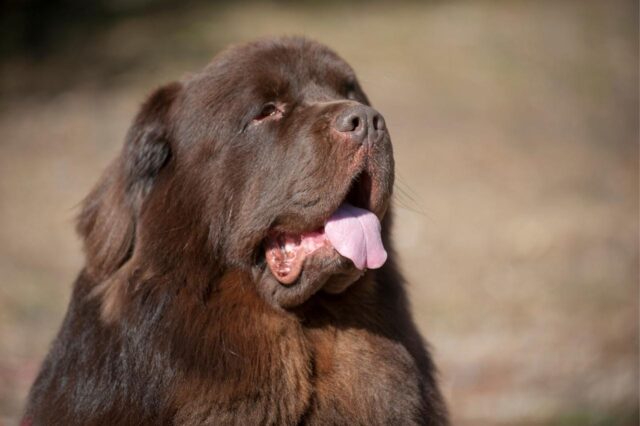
[334,105,386,145]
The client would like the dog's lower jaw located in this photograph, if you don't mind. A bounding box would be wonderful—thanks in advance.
[254,251,364,309]
[322,270,364,294]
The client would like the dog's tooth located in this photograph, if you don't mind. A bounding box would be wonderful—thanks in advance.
[276,263,290,277]
[268,245,284,262]
[277,235,286,253]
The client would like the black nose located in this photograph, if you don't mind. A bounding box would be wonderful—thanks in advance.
[334,105,386,145]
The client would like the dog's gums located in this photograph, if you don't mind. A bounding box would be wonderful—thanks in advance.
[265,229,326,284]
[265,202,387,285]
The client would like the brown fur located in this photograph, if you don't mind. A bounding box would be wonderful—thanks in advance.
[25,37,448,425]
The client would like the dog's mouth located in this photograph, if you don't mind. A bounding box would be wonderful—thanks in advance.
[264,171,387,285]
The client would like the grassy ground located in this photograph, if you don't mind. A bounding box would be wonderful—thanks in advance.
[0,0,638,424]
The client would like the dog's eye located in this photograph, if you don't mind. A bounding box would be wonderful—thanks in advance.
[254,102,282,121]
[345,81,357,100]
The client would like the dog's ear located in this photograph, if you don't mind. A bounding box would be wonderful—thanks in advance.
[78,82,181,281]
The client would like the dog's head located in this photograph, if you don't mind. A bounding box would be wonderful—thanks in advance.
[79,37,394,309]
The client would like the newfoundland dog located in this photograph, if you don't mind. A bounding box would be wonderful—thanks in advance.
[24,37,448,425]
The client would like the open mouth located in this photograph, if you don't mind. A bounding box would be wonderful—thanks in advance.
[264,170,387,285]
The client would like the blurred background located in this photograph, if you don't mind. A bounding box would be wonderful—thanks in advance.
[0,0,638,424]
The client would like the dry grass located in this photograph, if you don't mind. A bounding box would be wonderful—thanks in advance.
[0,0,637,424]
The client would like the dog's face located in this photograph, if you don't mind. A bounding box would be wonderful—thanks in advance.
[80,38,394,309]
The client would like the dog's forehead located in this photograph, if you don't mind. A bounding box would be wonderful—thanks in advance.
[241,38,353,79]
[190,39,355,99]
[176,38,359,137]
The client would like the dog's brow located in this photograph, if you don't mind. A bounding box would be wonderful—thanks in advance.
[301,82,343,103]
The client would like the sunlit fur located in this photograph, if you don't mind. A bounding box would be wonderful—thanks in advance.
[24,37,448,425]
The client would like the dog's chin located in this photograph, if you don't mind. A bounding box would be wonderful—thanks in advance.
[254,247,364,309]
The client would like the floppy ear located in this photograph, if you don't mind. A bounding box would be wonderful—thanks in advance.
[77,82,181,281]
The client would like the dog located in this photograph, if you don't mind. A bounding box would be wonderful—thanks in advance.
[24,37,448,425]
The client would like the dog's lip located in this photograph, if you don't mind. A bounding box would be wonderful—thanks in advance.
[263,228,330,285]
[263,167,388,286]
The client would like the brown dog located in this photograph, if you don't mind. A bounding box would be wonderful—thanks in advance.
[24,37,448,425]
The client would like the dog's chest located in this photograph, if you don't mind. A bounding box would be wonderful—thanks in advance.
[173,324,423,425]
[300,327,424,425]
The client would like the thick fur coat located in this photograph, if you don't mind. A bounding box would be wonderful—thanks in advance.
[24,37,448,425]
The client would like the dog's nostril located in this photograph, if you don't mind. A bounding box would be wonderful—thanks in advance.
[349,116,361,132]
[335,109,366,134]
[335,105,385,145]
[373,114,385,132]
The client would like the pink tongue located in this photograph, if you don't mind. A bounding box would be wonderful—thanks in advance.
[324,203,387,270]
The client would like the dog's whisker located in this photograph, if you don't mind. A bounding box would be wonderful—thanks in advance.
[392,174,431,219]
